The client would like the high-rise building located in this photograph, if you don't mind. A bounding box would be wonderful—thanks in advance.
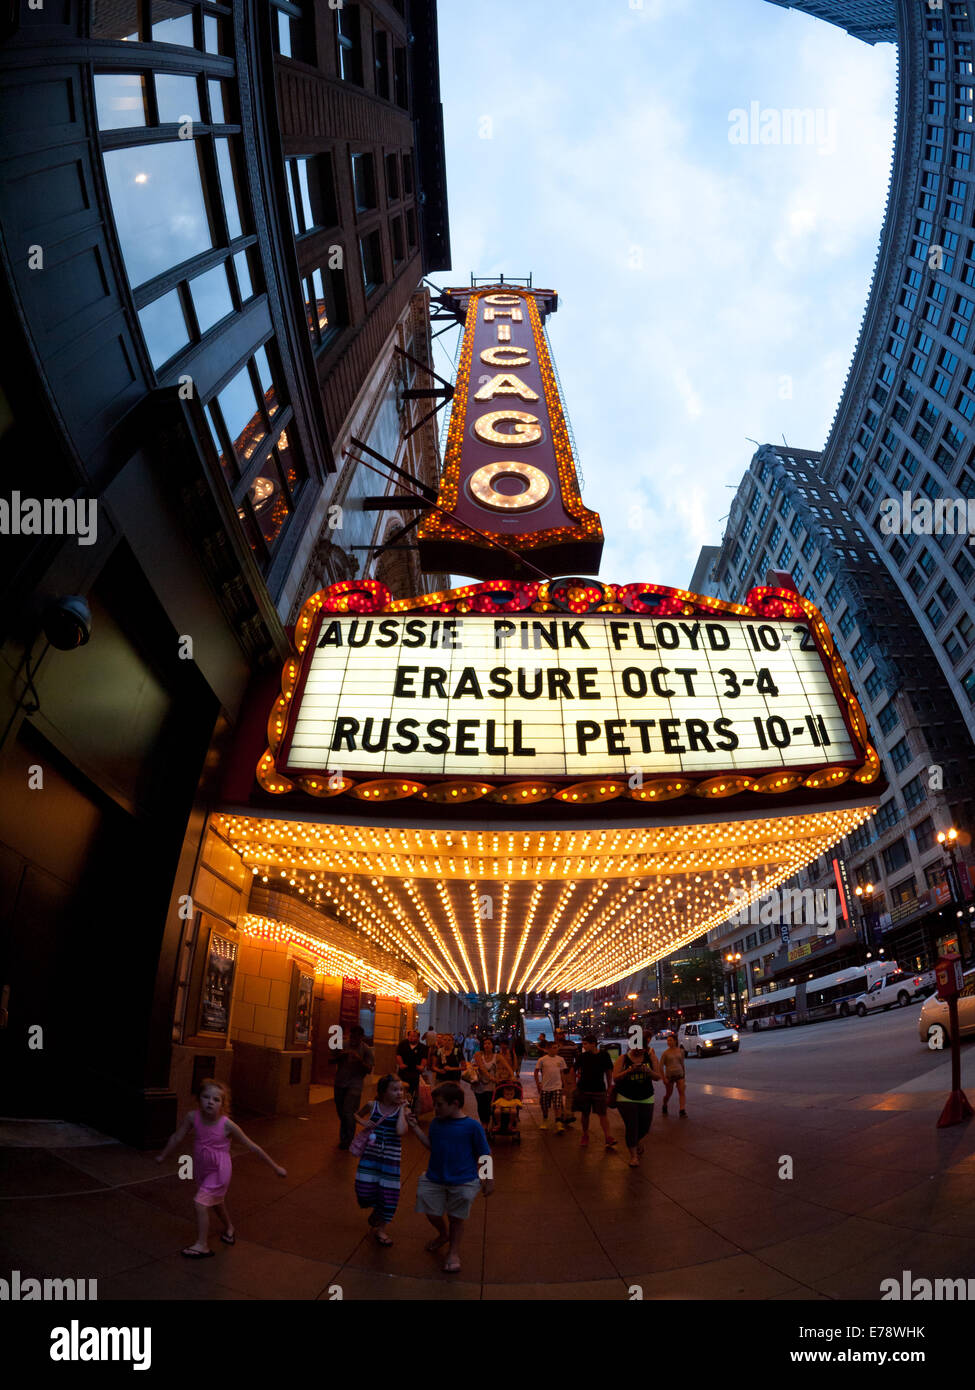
[764,0,897,44]
[0,1,449,1140]
[813,1,975,743]
[693,443,975,981]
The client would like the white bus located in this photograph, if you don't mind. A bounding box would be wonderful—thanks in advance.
[746,960,893,1031]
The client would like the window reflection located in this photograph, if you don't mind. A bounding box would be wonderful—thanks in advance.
[138,289,189,367]
[217,364,266,466]
[92,1,140,40]
[155,73,201,124]
[152,2,195,46]
[204,14,223,54]
[253,344,278,416]
[208,79,226,124]
[233,248,254,301]
[103,141,213,287]
[190,262,234,333]
[94,74,148,130]
[214,138,243,240]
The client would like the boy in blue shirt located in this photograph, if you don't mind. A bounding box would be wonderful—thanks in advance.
[406,1081,493,1273]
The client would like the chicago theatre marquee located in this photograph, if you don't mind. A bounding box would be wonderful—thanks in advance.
[220,283,884,998]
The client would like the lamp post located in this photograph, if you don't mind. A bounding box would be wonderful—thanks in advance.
[854,882,875,963]
[725,952,742,1027]
[936,827,971,962]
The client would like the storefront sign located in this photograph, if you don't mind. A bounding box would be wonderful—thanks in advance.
[416,286,603,578]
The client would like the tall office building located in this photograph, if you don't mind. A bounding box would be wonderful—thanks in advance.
[811,0,975,743]
[764,0,897,44]
[0,0,449,1140]
[694,443,975,986]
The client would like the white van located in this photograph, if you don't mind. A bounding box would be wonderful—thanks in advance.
[677,1019,740,1057]
[853,968,934,1016]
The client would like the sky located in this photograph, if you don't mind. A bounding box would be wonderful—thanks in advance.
[428,0,898,589]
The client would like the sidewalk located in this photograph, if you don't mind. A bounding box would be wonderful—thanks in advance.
[2,1073,974,1300]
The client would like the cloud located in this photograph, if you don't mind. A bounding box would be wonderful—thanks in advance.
[433,0,896,588]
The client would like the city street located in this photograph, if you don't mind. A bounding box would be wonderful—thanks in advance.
[2,1014,973,1303]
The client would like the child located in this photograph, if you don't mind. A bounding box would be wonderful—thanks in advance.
[352,1074,409,1246]
[659,1033,688,1117]
[491,1082,522,1135]
[533,1040,567,1132]
[156,1079,286,1258]
[405,1082,493,1273]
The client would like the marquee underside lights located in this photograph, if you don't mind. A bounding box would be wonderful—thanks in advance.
[416,286,604,578]
[258,579,882,809]
[213,805,879,994]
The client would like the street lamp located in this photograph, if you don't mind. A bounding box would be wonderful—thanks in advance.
[725,952,742,1026]
[854,882,875,962]
[936,827,968,961]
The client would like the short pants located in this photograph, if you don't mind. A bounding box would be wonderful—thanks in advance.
[573,1090,608,1116]
[415,1174,482,1220]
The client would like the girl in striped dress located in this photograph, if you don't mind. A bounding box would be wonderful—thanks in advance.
[353,1074,409,1246]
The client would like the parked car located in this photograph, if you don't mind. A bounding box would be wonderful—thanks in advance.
[677,1019,740,1057]
[917,969,975,1046]
[853,968,936,1016]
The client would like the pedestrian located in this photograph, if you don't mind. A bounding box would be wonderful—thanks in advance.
[155,1079,286,1257]
[334,1024,374,1149]
[352,1074,409,1246]
[533,1040,567,1132]
[405,1082,493,1273]
[497,1041,518,1078]
[422,1026,438,1081]
[570,1032,618,1150]
[462,1029,479,1063]
[611,1046,663,1167]
[431,1034,463,1088]
[470,1035,506,1126]
[659,1032,688,1117]
[395,1028,427,1111]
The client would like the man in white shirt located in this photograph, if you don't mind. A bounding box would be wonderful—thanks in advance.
[533,1042,567,1132]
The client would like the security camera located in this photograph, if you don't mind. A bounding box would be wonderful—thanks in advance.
[43,596,92,650]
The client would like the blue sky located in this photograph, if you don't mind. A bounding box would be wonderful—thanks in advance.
[429,0,897,588]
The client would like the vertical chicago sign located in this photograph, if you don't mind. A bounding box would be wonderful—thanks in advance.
[417,286,603,578]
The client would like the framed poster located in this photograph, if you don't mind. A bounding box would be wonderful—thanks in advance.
[287,963,315,1049]
[197,920,238,1037]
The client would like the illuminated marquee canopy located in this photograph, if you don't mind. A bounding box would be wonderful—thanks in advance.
[237,578,883,991]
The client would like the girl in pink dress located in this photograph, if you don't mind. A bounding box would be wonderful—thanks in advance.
[156,1079,287,1258]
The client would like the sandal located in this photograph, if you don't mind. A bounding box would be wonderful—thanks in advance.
[425,1235,449,1252]
[443,1258,461,1273]
[373,1231,393,1247]
[220,1232,236,1245]
[181,1247,215,1259]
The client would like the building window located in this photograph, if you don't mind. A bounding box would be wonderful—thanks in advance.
[851,637,870,668]
[302,263,348,350]
[882,839,910,875]
[925,596,946,627]
[385,152,400,202]
[391,215,406,264]
[359,229,384,293]
[902,775,925,810]
[889,736,912,773]
[374,28,391,99]
[877,701,899,735]
[286,155,338,236]
[336,4,363,83]
[875,799,902,834]
[393,43,409,108]
[352,152,377,212]
[272,2,306,60]
[838,608,856,639]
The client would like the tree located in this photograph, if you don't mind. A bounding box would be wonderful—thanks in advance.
[667,953,721,1008]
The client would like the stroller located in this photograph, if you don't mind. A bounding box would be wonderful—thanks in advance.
[489,1079,523,1144]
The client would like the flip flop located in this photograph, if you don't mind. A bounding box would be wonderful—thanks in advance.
[443,1258,461,1273]
[181,1247,215,1259]
[220,1233,236,1245]
[425,1235,449,1252]
[374,1231,393,1246]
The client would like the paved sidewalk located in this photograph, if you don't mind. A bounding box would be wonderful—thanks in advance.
[2,1073,974,1300]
